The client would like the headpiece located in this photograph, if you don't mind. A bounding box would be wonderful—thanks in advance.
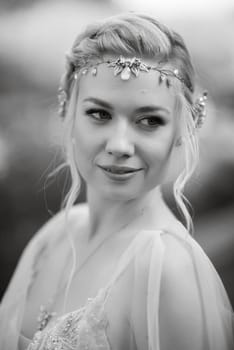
[58,55,207,128]
[192,91,208,128]
[78,55,187,87]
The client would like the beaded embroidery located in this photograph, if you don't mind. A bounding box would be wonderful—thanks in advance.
[27,288,111,350]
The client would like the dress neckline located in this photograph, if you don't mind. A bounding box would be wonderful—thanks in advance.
[20,228,163,342]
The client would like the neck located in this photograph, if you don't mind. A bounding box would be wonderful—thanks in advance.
[86,187,169,242]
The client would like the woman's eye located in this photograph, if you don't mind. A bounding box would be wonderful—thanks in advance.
[137,116,165,129]
[85,108,111,121]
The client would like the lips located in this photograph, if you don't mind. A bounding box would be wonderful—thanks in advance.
[98,165,142,174]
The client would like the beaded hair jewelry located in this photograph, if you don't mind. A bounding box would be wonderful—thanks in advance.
[192,91,208,128]
[58,55,207,128]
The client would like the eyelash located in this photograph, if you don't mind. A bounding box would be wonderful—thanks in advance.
[136,116,165,128]
[85,108,165,129]
[85,108,111,121]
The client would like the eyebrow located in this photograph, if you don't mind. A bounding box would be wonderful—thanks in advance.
[82,97,170,114]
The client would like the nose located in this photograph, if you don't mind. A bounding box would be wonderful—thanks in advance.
[105,119,134,158]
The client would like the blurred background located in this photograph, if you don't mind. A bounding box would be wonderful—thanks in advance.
[0,0,234,307]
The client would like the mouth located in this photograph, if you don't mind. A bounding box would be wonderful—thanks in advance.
[98,165,142,175]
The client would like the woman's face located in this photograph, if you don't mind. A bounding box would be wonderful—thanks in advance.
[74,59,180,201]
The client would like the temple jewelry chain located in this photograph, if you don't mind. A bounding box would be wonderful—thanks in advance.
[58,55,208,128]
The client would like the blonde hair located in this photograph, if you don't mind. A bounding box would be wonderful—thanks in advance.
[57,12,198,230]
[53,12,200,310]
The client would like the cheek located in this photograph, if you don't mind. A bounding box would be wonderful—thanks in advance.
[141,130,177,188]
[145,148,173,179]
[143,131,176,169]
[73,120,95,173]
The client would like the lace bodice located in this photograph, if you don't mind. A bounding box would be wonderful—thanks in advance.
[27,287,111,350]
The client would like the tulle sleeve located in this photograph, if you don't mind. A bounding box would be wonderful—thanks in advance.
[0,208,71,350]
[129,229,234,350]
[0,224,46,350]
[0,204,89,350]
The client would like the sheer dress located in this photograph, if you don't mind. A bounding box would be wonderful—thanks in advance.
[0,203,233,350]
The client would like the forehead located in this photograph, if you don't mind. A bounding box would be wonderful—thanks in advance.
[77,61,176,110]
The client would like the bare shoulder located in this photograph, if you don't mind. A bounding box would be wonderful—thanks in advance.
[159,224,205,350]
[159,222,199,299]
[160,223,193,271]
[130,221,190,274]
[127,223,205,350]
[27,202,89,249]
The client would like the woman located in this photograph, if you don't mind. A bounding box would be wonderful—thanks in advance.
[0,12,233,350]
